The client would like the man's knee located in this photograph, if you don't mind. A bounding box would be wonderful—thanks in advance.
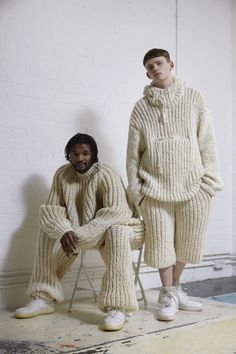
[105,225,131,248]
[105,223,145,249]
[106,224,129,237]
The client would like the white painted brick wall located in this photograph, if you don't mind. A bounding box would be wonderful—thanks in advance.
[178,0,233,255]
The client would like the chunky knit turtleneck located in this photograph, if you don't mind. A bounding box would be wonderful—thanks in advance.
[143,77,185,123]
[38,162,133,243]
[126,77,222,204]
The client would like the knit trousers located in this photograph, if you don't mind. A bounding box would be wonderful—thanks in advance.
[27,219,145,312]
[139,188,212,269]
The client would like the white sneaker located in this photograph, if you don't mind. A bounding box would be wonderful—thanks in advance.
[14,297,55,319]
[157,287,178,321]
[102,309,127,331]
[174,286,203,311]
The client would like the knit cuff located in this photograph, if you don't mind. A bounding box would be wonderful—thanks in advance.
[199,182,215,197]
[127,185,144,207]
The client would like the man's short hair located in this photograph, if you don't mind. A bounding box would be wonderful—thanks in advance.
[65,133,98,163]
[143,48,171,67]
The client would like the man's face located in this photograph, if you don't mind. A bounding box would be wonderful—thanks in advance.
[69,143,94,174]
[145,56,173,85]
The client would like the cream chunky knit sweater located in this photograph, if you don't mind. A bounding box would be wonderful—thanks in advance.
[127,77,222,204]
[39,162,133,244]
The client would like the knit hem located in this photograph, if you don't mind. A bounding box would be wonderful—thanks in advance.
[27,283,64,303]
[97,300,139,313]
[176,256,202,265]
[144,253,176,269]
[141,183,201,203]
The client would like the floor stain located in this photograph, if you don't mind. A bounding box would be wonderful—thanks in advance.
[0,340,57,354]
[59,343,77,349]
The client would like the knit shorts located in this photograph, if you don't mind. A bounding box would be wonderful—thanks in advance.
[139,187,212,268]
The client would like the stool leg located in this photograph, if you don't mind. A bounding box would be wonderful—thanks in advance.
[82,266,98,302]
[133,247,148,306]
[134,246,143,285]
[69,251,100,312]
[68,252,85,312]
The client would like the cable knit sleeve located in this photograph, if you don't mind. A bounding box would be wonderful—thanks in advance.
[38,166,74,239]
[197,100,223,196]
[126,122,146,207]
[75,166,132,248]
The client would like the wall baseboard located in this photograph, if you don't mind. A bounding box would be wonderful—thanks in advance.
[1,252,235,310]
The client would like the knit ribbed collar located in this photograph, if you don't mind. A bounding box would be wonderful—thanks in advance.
[143,76,185,108]
[74,162,101,181]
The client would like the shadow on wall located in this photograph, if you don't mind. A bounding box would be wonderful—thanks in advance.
[74,109,112,164]
[3,175,49,273]
[3,110,115,307]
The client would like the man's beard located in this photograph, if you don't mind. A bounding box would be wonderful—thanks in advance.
[70,161,93,174]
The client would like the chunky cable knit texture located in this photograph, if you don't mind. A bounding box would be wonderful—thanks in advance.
[38,163,132,242]
[28,162,145,311]
[139,189,211,268]
[98,225,139,312]
[127,77,223,205]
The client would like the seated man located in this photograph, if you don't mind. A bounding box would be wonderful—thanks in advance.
[15,133,145,331]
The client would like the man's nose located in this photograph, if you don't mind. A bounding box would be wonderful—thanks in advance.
[153,64,158,72]
[77,154,84,161]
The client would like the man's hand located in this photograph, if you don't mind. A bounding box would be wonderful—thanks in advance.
[60,231,79,257]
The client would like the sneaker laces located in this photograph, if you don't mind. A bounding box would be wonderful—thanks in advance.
[108,310,119,317]
[161,293,175,307]
[177,287,189,301]
[28,298,41,306]
[28,297,52,308]
[107,309,125,320]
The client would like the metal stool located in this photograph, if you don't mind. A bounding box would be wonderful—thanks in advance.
[132,246,148,305]
[68,246,147,312]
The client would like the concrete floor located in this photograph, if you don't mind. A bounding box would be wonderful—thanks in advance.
[1,278,236,354]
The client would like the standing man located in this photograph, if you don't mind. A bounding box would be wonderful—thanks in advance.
[126,48,222,321]
[15,133,144,331]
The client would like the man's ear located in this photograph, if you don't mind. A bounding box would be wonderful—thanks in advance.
[146,72,151,79]
[170,61,174,70]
